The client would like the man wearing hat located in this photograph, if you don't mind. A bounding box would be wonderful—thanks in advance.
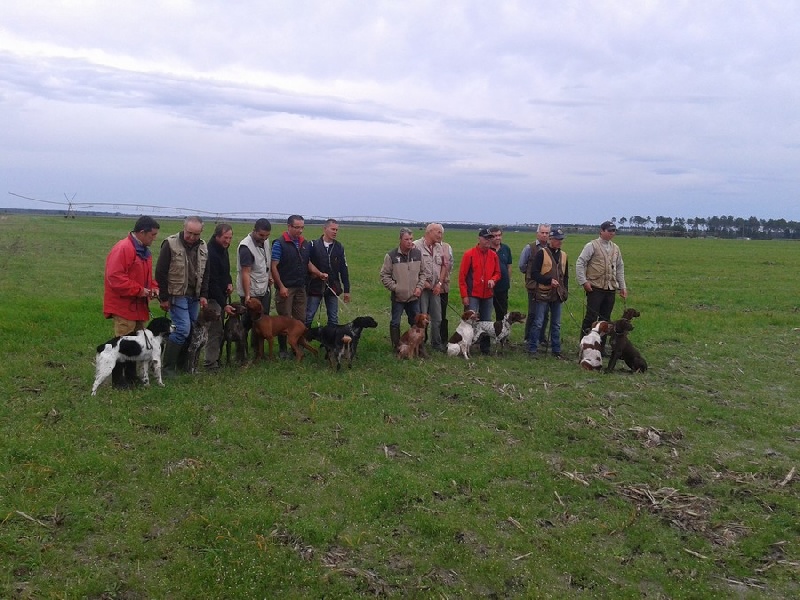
[575,221,627,348]
[527,228,569,359]
[458,228,501,355]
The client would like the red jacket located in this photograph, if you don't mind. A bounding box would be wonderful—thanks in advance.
[103,234,158,321]
[459,245,500,300]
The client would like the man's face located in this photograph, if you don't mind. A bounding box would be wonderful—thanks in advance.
[217,230,233,249]
[183,221,203,245]
[427,227,443,244]
[288,219,305,240]
[537,227,551,244]
[478,235,493,249]
[399,233,414,252]
[252,228,270,245]
[549,237,563,250]
[600,227,617,241]
[139,229,159,247]
[490,231,502,248]
[324,223,339,241]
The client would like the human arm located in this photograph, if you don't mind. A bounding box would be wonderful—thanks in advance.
[155,241,172,308]
[518,244,531,274]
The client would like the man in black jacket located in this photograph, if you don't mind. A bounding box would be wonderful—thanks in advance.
[305,219,351,327]
[204,223,234,371]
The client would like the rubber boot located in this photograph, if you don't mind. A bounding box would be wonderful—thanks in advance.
[162,340,183,377]
[278,335,289,360]
[111,363,131,390]
[390,325,401,353]
[124,361,143,387]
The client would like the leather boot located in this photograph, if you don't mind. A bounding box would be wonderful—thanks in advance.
[124,361,143,387]
[390,325,401,352]
[111,363,131,390]
[162,340,183,377]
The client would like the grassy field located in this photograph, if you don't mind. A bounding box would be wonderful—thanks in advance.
[0,215,798,599]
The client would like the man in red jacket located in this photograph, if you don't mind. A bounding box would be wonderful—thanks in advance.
[103,215,161,389]
[458,228,501,355]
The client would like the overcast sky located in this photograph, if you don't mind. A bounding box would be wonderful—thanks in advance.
[2,1,798,226]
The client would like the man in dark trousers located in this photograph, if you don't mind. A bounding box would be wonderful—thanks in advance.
[305,218,350,327]
[270,215,327,357]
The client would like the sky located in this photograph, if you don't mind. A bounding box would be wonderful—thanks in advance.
[1,1,798,226]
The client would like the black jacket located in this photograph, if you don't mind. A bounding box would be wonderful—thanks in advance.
[307,237,350,296]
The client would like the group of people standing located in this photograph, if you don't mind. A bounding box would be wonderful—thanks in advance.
[380,220,628,358]
[101,215,627,388]
[102,214,351,388]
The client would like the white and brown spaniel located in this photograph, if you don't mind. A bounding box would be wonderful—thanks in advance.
[473,311,526,353]
[579,320,613,371]
[446,310,479,359]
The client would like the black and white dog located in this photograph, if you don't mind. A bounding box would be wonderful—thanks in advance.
[306,316,378,369]
[91,317,172,395]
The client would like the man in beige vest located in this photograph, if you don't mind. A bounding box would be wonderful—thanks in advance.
[156,216,210,373]
[526,228,568,359]
[575,220,627,347]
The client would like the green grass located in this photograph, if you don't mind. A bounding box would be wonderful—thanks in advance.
[1,215,798,598]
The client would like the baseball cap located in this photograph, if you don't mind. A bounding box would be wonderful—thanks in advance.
[550,228,565,240]
[600,221,617,231]
[478,228,494,238]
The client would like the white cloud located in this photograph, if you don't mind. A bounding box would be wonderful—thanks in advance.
[1,1,799,224]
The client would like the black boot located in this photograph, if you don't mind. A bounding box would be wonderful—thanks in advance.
[162,340,183,378]
[124,361,143,387]
[111,363,131,390]
[390,326,401,353]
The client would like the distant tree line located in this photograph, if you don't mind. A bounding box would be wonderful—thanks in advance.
[610,215,800,239]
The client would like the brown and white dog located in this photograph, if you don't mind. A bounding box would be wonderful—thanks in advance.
[244,298,318,362]
[473,311,526,352]
[446,310,479,359]
[397,313,430,359]
[579,320,613,370]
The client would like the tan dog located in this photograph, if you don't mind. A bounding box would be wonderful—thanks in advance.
[244,298,318,362]
[397,313,430,359]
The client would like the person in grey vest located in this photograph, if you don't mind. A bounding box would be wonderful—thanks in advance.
[237,219,272,352]
[156,216,210,374]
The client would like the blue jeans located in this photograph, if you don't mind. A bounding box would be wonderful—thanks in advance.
[390,299,419,328]
[169,296,200,345]
[469,296,494,354]
[306,293,340,326]
[468,296,494,321]
[528,300,562,354]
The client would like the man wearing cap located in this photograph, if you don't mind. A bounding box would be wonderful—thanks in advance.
[527,228,569,359]
[103,215,160,388]
[458,228,501,355]
[575,221,627,348]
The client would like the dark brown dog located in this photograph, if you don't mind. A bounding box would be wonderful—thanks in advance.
[244,298,318,362]
[605,318,647,373]
[223,302,248,365]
